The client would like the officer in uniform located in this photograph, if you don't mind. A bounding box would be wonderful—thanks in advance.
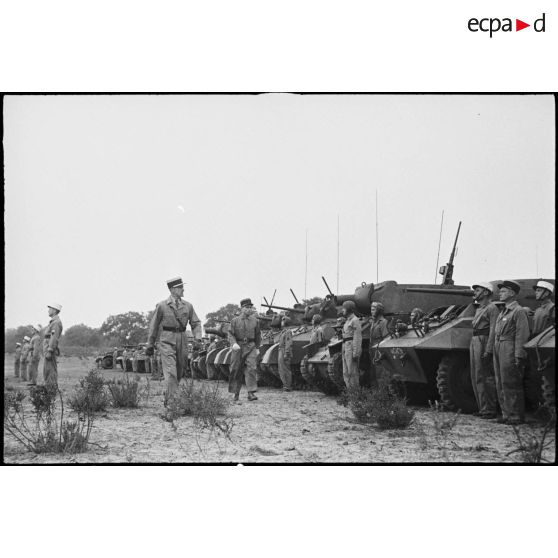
[493,280,530,425]
[277,315,293,391]
[341,300,362,390]
[367,301,389,388]
[470,282,499,418]
[532,280,555,337]
[44,303,63,390]
[146,277,202,404]
[28,324,43,386]
[14,342,22,378]
[20,336,31,382]
[300,314,325,387]
[228,298,261,403]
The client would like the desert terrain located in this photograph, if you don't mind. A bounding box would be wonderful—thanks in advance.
[3,355,555,464]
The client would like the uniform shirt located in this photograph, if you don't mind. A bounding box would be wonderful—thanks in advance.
[20,341,30,361]
[471,301,499,354]
[342,314,362,358]
[309,325,324,345]
[29,333,42,361]
[147,296,202,346]
[494,300,530,359]
[228,314,261,347]
[368,316,389,344]
[44,315,63,353]
[532,299,555,337]
[15,345,22,361]
[278,328,293,356]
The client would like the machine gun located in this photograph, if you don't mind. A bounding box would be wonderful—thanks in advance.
[438,221,461,286]
[260,303,305,314]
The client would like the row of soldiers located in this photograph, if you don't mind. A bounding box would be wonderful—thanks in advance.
[13,303,64,390]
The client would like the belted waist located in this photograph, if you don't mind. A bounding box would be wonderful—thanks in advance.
[238,338,255,344]
[163,326,186,333]
[495,336,514,342]
[473,328,490,337]
[342,337,353,343]
[44,334,51,339]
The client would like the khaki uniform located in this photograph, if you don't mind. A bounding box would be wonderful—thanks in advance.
[43,315,63,389]
[470,302,499,415]
[301,325,324,385]
[147,296,202,402]
[493,300,530,421]
[228,314,261,396]
[532,299,555,337]
[14,345,22,378]
[342,315,362,389]
[368,316,389,387]
[278,327,293,389]
[28,332,43,385]
[20,341,31,381]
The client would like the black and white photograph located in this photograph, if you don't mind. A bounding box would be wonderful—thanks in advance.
[3,93,555,464]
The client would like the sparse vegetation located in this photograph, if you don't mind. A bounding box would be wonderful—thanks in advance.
[507,420,555,463]
[106,374,142,408]
[67,369,109,413]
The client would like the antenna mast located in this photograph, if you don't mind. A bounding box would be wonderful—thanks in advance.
[336,214,340,295]
[535,245,539,276]
[375,189,379,283]
[304,229,308,300]
[434,210,444,284]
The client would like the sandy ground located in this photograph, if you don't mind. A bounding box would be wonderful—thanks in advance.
[3,356,556,464]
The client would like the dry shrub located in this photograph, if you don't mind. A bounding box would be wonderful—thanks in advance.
[67,369,109,413]
[106,374,141,408]
[507,421,555,463]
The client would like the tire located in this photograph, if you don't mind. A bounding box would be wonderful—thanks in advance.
[542,377,555,411]
[436,353,477,414]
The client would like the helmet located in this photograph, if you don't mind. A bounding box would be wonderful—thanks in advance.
[312,314,322,324]
[342,300,356,311]
[371,301,385,313]
[282,316,292,326]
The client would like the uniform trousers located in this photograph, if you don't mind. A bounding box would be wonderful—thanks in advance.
[470,335,498,415]
[278,348,292,389]
[493,340,525,421]
[342,341,360,390]
[229,342,258,395]
[159,332,188,403]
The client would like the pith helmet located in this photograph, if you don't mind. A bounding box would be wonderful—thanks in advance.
[497,280,521,294]
[48,303,62,312]
[16,342,21,347]
[23,335,30,341]
[533,280,554,294]
[472,282,494,294]
[32,324,42,332]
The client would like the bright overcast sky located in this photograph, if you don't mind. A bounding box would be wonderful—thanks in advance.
[4,94,555,330]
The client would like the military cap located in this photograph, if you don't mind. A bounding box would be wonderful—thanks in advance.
[167,277,184,289]
[48,302,62,312]
[472,282,494,294]
[533,280,554,294]
[23,335,30,341]
[240,298,253,307]
[32,324,42,332]
[342,300,356,311]
[497,280,521,294]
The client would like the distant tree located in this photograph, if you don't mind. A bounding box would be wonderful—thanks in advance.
[60,324,102,348]
[205,304,241,328]
[4,325,34,353]
[99,311,150,346]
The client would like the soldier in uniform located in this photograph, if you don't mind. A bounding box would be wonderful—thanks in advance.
[277,315,293,391]
[28,324,43,386]
[112,347,119,369]
[409,308,425,326]
[367,301,389,388]
[341,300,362,390]
[20,336,31,382]
[532,280,555,336]
[44,303,63,390]
[493,281,530,425]
[14,342,22,378]
[228,298,261,403]
[300,314,325,387]
[146,277,202,405]
[470,283,499,419]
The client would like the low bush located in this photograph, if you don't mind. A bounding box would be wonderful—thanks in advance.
[67,369,109,413]
[107,374,141,408]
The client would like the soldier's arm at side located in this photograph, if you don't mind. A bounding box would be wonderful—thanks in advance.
[48,321,63,352]
[189,306,202,340]
[255,319,261,348]
[353,318,363,358]
[147,304,163,347]
[515,309,530,360]
[228,319,238,345]
[486,304,499,355]
[285,329,293,356]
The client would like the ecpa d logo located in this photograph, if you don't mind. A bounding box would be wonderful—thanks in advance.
[468,13,546,37]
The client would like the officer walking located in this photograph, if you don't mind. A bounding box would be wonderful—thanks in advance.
[44,303,63,390]
[14,342,22,378]
[470,283,499,419]
[341,300,362,390]
[277,315,293,391]
[493,281,530,425]
[532,280,555,336]
[28,324,43,386]
[20,336,31,382]
[367,301,389,388]
[146,277,202,405]
[228,298,261,403]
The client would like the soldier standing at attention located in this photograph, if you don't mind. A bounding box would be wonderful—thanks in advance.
[277,315,293,392]
[368,301,389,388]
[28,324,43,386]
[20,336,31,382]
[44,304,63,390]
[341,301,362,390]
[470,283,499,419]
[493,281,530,425]
[532,280,555,336]
[14,342,22,378]
[228,298,261,403]
[146,277,202,406]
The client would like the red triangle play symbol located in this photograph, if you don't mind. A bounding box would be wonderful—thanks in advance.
[516,19,530,31]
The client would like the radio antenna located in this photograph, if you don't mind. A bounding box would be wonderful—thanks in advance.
[434,210,444,284]
[336,214,340,295]
[376,189,379,283]
[304,229,308,300]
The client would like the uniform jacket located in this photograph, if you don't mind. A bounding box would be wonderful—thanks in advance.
[342,314,362,358]
[309,325,324,345]
[147,296,202,346]
[44,315,63,353]
[278,328,293,356]
[20,341,30,361]
[471,301,499,354]
[494,300,530,359]
[15,345,22,362]
[29,333,43,361]
[532,299,555,337]
[228,314,261,347]
[368,316,389,344]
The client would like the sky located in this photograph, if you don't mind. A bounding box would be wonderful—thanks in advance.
[4,94,555,330]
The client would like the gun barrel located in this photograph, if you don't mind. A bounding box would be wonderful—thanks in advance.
[322,276,334,296]
[261,303,305,314]
[404,287,473,296]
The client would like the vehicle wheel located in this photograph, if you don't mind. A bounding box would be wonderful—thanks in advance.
[102,356,113,369]
[542,377,555,412]
[327,353,345,392]
[436,354,477,414]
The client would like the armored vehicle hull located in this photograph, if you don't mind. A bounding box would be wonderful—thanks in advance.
[524,325,555,411]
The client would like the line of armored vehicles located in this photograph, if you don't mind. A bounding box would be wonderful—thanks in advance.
[190,226,555,416]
